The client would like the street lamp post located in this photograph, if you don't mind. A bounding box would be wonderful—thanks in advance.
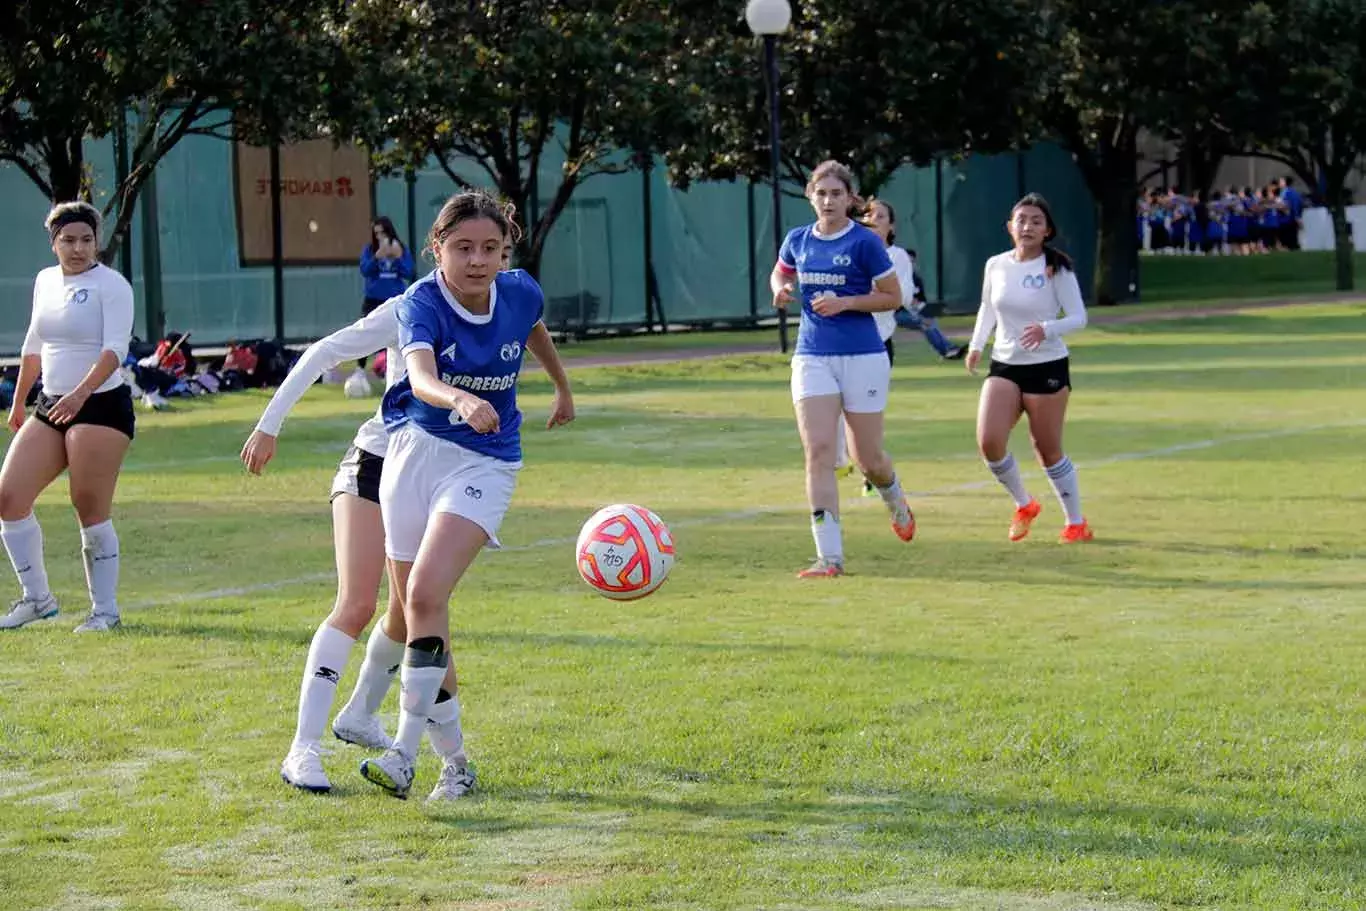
[746,0,792,353]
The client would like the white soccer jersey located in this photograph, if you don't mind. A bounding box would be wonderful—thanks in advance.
[254,297,403,457]
[873,245,916,342]
[22,264,134,395]
[969,252,1088,365]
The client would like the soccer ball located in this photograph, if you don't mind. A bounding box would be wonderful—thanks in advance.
[343,367,373,399]
[575,504,675,600]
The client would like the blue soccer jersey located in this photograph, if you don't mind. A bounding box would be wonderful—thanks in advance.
[778,222,895,356]
[382,269,544,462]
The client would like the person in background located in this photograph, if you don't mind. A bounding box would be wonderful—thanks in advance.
[355,217,415,392]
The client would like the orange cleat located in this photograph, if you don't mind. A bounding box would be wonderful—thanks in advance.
[891,498,917,542]
[1059,520,1094,544]
[797,558,845,579]
[1009,499,1043,542]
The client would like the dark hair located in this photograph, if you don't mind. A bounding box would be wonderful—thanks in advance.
[426,190,522,256]
[370,216,403,254]
[806,160,866,217]
[45,201,100,242]
[863,197,896,244]
[1283,175,1295,187]
[1011,192,1073,273]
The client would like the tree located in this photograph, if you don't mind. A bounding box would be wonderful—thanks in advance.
[337,0,692,277]
[0,0,349,262]
[662,0,1054,197]
[1040,0,1274,304]
[1255,0,1366,291]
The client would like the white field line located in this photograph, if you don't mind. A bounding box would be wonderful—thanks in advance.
[123,418,1366,611]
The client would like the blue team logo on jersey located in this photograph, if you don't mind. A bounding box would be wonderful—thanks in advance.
[66,288,89,305]
[1022,273,1047,290]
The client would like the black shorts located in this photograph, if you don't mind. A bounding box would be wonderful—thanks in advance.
[884,338,895,367]
[988,357,1071,395]
[329,445,384,504]
[34,385,136,439]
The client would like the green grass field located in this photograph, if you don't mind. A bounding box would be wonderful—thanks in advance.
[1139,250,1366,305]
[3,300,1366,910]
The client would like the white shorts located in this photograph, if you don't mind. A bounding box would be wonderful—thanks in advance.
[790,353,890,413]
[380,424,521,562]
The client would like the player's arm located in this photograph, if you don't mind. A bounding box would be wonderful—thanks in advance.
[526,320,574,429]
[1042,270,1088,339]
[965,264,997,374]
[242,300,399,474]
[819,271,900,313]
[404,347,500,434]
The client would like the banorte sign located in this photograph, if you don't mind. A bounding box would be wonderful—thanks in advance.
[235,141,372,266]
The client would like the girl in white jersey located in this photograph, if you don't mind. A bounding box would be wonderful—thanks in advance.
[770,161,916,579]
[0,202,135,633]
[966,193,1092,543]
[237,245,518,799]
[357,192,573,800]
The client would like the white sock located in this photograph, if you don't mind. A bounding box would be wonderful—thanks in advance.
[79,520,120,616]
[1,514,50,601]
[339,624,404,718]
[292,623,355,749]
[426,692,467,765]
[811,510,843,563]
[1045,456,1084,525]
[394,647,447,760]
[874,472,906,514]
[987,453,1032,508]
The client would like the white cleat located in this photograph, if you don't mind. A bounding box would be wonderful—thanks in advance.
[360,747,414,799]
[281,743,331,793]
[73,612,121,633]
[0,594,59,629]
[426,762,476,803]
[332,711,393,750]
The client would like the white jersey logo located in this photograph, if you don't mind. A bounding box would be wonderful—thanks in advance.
[499,341,522,362]
[441,342,458,361]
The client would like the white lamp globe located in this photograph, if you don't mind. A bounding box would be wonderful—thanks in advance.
[745,0,791,35]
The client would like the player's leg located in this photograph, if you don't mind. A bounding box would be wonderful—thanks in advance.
[64,423,131,632]
[976,372,1039,541]
[1023,370,1090,542]
[792,356,846,576]
[842,353,915,543]
[0,419,66,628]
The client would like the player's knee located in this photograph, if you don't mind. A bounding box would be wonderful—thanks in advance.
[68,489,109,526]
[977,435,1007,463]
[405,589,447,621]
[329,596,378,637]
[0,484,34,522]
[804,437,837,470]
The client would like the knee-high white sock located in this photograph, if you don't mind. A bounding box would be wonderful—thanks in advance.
[987,453,1032,508]
[79,520,120,616]
[1045,456,1084,525]
[874,472,906,514]
[292,623,355,749]
[1,514,50,601]
[426,690,467,765]
[811,510,843,562]
[393,641,448,760]
[339,623,404,718]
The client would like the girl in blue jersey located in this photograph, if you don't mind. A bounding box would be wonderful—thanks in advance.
[769,160,916,579]
[359,192,575,799]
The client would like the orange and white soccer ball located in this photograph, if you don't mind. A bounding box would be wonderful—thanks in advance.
[575,504,675,600]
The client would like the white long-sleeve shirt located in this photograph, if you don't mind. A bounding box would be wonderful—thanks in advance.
[254,297,402,457]
[22,264,134,395]
[969,252,1088,365]
[872,245,917,342]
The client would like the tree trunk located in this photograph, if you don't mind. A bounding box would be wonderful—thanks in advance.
[1331,201,1354,291]
[45,132,86,202]
[1095,180,1140,306]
